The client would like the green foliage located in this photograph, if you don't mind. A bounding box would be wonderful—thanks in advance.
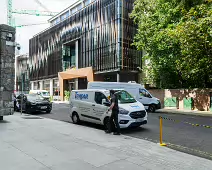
[50,96,53,102]
[131,0,212,88]
[64,90,70,101]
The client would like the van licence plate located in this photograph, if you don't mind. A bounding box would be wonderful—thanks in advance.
[41,106,47,109]
[136,118,143,122]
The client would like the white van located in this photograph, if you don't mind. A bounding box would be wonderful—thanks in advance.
[29,90,50,100]
[70,89,147,128]
[87,82,161,112]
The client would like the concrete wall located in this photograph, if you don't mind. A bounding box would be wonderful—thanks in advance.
[0,24,16,116]
[148,89,212,111]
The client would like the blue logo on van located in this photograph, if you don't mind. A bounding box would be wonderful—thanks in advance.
[130,105,140,109]
[75,92,88,100]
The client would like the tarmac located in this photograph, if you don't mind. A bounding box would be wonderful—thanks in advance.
[1,113,212,170]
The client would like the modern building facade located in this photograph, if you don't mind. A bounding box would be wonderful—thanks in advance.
[29,0,142,99]
[15,54,30,92]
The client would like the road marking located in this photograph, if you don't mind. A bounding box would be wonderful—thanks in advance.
[159,116,212,129]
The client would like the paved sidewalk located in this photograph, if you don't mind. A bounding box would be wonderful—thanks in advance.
[156,108,212,117]
[1,114,212,170]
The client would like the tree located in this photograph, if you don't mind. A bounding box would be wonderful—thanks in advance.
[131,0,212,88]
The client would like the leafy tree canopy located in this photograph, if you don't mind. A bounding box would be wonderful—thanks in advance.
[131,0,212,88]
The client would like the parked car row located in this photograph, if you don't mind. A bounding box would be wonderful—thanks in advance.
[19,81,160,130]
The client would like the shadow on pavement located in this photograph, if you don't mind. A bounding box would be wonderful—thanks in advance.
[0,120,10,124]
[66,120,149,135]
[80,121,105,130]
[121,126,150,134]
[35,111,52,115]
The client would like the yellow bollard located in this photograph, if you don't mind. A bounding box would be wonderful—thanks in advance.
[159,117,167,146]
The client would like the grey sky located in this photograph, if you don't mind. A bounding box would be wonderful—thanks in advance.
[0,0,78,54]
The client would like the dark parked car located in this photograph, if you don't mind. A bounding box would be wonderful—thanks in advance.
[15,94,52,114]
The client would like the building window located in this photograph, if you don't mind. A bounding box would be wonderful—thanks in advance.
[34,82,38,90]
[55,17,60,24]
[44,80,50,91]
[85,0,90,6]
[71,7,77,14]
[66,11,69,18]
[77,4,82,10]
[61,14,65,21]
[53,79,59,96]
[61,11,69,21]
[70,48,76,67]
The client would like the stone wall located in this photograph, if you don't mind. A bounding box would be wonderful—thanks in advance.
[0,24,16,116]
[148,89,212,111]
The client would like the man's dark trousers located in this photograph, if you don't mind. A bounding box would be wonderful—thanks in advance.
[108,110,120,133]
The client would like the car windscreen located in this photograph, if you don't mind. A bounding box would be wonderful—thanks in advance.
[115,90,137,104]
[41,92,50,96]
[27,94,44,101]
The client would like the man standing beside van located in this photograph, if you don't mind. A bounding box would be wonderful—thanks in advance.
[106,90,120,135]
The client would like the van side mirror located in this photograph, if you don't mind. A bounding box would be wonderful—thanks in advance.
[102,99,106,105]
[102,99,110,106]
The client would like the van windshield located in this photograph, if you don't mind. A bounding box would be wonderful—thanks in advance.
[139,89,152,98]
[115,90,136,104]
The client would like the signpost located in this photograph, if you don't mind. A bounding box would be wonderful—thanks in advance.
[57,81,60,101]
[20,73,24,114]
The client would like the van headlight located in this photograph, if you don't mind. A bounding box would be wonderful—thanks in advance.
[119,108,129,115]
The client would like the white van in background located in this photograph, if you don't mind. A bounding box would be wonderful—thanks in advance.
[87,82,161,112]
[29,90,50,100]
[70,89,147,128]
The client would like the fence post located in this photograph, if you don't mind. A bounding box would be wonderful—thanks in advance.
[159,116,167,146]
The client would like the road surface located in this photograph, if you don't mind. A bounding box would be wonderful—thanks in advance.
[37,103,212,160]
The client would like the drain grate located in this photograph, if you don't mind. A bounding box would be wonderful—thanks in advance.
[22,116,44,119]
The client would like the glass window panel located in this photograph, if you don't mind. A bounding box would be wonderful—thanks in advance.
[85,0,90,6]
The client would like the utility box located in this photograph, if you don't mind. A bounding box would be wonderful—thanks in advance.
[183,97,194,110]
[164,97,178,108]
[0,24,16,120]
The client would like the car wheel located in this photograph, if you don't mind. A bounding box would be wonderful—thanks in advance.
[104,117,110,131]
[72,112,80,124]
[15,106,20,112]
[0,116,3,120]
[148,104,156,113]
[25,109,31,114]
[46,110,51,113]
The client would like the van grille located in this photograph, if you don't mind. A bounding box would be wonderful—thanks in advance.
[130,111,146,119]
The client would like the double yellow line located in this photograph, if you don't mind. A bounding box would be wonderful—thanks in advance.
[159,116,212,129]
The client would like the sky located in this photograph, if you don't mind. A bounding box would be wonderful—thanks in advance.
[0,0,78,54]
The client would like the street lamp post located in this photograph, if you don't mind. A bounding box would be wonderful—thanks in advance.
[20,73,24,114]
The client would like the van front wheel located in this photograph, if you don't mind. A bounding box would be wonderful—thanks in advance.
[104,117,110,131]
[72,112,80,124]
[148,105,156,113]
